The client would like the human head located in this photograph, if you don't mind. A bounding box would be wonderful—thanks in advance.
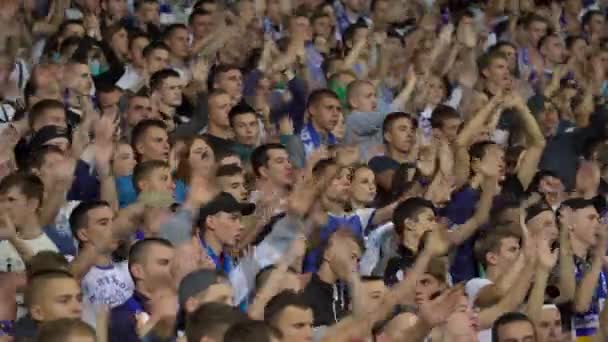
[575,159,601,196]
[189,9,214,40]
[69,201,116,251]
[162,24,190,59]
[474,225,521,271]
[229,102,259,146]
[264,290,313,342]
[393,197,436,252]
[224,320,281,342]
[207,90,233,131]
[131,119,170,162]
[29,99,67,132]
[430,105,462,143]
[216,148,242,168]
[28,145,68,185]
[524,14,549,47]
[562,198,600,249]
[175,136,216,184]
[186,302,249,342]
[28,125,72,154]
[129,238,174,290]
[126,94,154,128]
[582,10,605,36]
[0,172,44,226]
[491,41,518,73]
[478,50,510,90]
[150,69,183,108]
[306,89,342,134]
[101,0,127,21]
[198,192,255,248]
[143,41,171,75]
[179,269,234,313]
[382,112,417,154]
[63,61,93,96]
[525,204,558,244]
[360,276,388,311]
[469,141,505,178]
[211,65,243,104]
[109,139,136,177]
[528,95,560,138]
[251,143,293,187]
[539,34,565,66]
[133,160,174,194]
[35,318,95,342]
[492,312,536,342]
[350,165,377,206]
[322,164,352,204]
[135,0,160,25]
[347,80,377,112]
[414,258,448,305]
[26,270,82,322]
[102,23,129,61]
[320,228,364,280]
[217,164,248,203]
[537,304,562,342]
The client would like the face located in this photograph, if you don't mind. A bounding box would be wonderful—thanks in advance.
[528,20,548,46]
[137,2,159,24]
[166,28,190,58]
[111,28,129,57]
[587,13,605,34]
[350,168,376,205]
[569,38,588,62]
[191,13,213,39]
[159,77,183,107]
[313,16,332,38]
[385,117,416,154]
[130,37,151,69]
[188,138,216,176]
[260,148,293,187]
[483,57,510,88]
[310,96,342,132]
[37,151,66,185]
[113,144,137,177]
[414,273,445,305]
[538,307,562,342]
[426,76,447,106]
[352,82,377,112]
[491,237,521,270]
[541,36,565,65]
[31,278,83,321]
[32,108,67,131]
[477,144,506,178]
[275,306,314,342]
[290,16,313,42]
[496,320,536,342]
[233,113,260,146]
[438,118,462,143]
[326,167,352,203]
[361,280,387,311]
[404,208,436,249]
[571,206,600,247]
[207,212,245,247]
[0,186,38,226]
[81,206,118,250]
[528,211,559,245]
[139,167,175,193]
[65,64,93,95]
[186,281,234,313]
[498,45,517,72]
[137,126,170,162]
[137,244,174,284]
[328,238,362,279]
[215,69,243,102]
[104,0,127,19]
[218,174,248,202]
[127,96,154,127]
[537,103,560,137]
[208,93,232,129]
[146,49,170,74]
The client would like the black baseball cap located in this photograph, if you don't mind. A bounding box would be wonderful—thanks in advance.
[198,192,255,226]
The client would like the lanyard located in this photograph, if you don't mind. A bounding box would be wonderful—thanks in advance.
[125,295,145,315]
[199,238,232,274]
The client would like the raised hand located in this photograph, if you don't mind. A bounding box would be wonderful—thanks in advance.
[418,285,466,327]
[537,238,559,271]
[423,223,451,257]
[191,57,210,84]
[278,115,295,136]
[94,114,117,177]
[0,214,17,241]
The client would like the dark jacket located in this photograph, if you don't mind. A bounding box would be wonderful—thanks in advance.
[302,273,350,327]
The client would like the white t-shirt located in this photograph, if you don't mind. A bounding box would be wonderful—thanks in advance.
[465,277,494,342]
[0,233,59,272]
[81,261,134,326]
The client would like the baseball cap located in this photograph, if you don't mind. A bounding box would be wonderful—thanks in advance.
[178,269,226,307]
[29,125,72,152]
[198,192,255,226]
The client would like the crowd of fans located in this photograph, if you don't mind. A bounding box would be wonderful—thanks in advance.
[3,0,608,341]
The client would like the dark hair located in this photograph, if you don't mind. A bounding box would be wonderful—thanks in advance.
[250,143,287,177]
[430,105,460,129]
[264,290,312,325]
[143,41,170,58]
[131,119,167,151]
[469,140,496,163]
[228,102,257,127]
[217,164,244,178]
[132,160,170,193]
[128,238,173,282]
[29,99,65,130]
[186,302,250,342]
[0,172,44,206]
[189,8,213,24]
[27,145,64,172]
[135,0,159,9]
[209,64,241,91]
[224,320,281,342]
[128,31,150,49]
[492,312,536,342]
[477,50,508,74]
[565,35,585,50]
[162,23,189,42]
[149,68,181,92]
[69,200,111,243]
[582,10,604,30]
[393,197,435,238]
[35,318,95,342]
[522,13,549,30]
[254,266,299,294]
[193,0,217,10]
[306,88,339,109]
[474,225,521,268]
[382,112,417,137]
[560,197,597,212]
[343,20,369,45]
